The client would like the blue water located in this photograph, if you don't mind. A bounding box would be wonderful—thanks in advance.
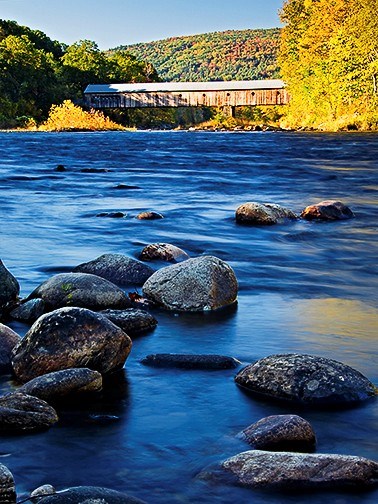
[0,131,377,503]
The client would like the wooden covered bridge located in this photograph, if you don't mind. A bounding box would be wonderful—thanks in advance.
[84,80,288,116]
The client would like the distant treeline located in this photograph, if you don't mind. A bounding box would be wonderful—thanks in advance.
[0,20,158,128]
[116,28,281,82]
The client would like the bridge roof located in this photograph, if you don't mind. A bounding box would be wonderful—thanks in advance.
[85,79,285,94]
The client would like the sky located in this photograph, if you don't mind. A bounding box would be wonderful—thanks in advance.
[0,0,284,49]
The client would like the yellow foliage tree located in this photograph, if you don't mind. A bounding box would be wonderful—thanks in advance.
[38,100,125,131]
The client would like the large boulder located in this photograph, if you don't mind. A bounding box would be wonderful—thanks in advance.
[19,368,103,402]
[11,307,132,382]
[27,273,131,311]
[222,450,378,489]
[0,324,21,374]
[240,414,316,452]
[100,308,157,336]
[73,254,154,286]
[143,256,238,312]
[235,202,298,225]
[141,353,240,370]
[33,486,146,503]
[235,354,377,406]
[0,260,19,316]
[0,463,16,503]
[0,392,58,432]
[139,243,189,263]
[301,200,354,221]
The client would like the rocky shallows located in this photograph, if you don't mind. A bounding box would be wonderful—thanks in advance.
[235,353,377,406]
[27,272,131,311]
[73,253,154,286]
[11,307,132,382]
[221,450,378,490]
[235,202,298,225]
[142,255,238,312]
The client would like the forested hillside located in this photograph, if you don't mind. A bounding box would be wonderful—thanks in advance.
[0,20,158,128]
[116,28,281,82]
[279,0,378,130]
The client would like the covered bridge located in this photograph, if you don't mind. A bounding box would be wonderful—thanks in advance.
[84,79,288,116]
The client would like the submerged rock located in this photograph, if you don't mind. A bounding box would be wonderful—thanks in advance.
[141,353,240,370]
[136,211,164,220]
[139,243,190,263]
[96,211,126,218]
[143,255,238,312]
[222,450,378,489]
[301,200,354,220]
[235,353,377,406]
[0,463,16,503]
[0,260,19,316]
[27,272,131,311]
[101,308,157,336]
[30,485,56,498]
[0,324,21,374]
[240,414,316,452]
[34,486,147,503]
[73,253,154,286]
[9,298,45,323]
[0,392,58,432]
[11,307,132,382]
[235,202,298,225]
[19,368,103,402]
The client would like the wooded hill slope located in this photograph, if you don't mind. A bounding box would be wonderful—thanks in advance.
[114,28,281,82]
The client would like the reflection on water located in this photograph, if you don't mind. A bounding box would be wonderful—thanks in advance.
[0,131,377,503]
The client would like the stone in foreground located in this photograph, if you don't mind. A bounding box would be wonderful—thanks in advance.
[101,308,157,336]
[27,272,131,311]
[143,255,238,311]
[235,202,298,225]
[0,324,21,374]
[0,463,16,503]
[73,253,154,286]
[11,307,132,382]
[19,368,103,402]
[222,450,378,489]
[0,392,58,432]
[140,243,189,263]
[141,353,241,370]
[0,260,19,316]
[240,414,316,452]
[301,200,354,220]
[34,486,146,503]
[235,353,376,406]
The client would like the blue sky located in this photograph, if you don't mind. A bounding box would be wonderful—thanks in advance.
[0,0,284,49]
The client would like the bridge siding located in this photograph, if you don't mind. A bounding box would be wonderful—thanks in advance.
[86,88,289,109]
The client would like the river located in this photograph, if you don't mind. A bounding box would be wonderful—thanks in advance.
[0,131,377,503]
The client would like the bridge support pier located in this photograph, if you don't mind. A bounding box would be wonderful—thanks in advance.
[223,106,235,118]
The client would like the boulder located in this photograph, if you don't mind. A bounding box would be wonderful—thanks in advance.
[34,486,146,503]
[27,272,131,311]
[142,256,238,312]
[19,368,103,402]
[136,211,164,220]
[301,200,354,221]
[222,450,378,489]
[141,353,240,370]
[0,392,58,432]
[0,324,21,374]
[0,260,19,315]
[9,298,45,323]
[235,353,377,406]
[235,202,298,225]
[240,414,316,452]
[30,485,56,498]
[100,308,157,336]
[0,463,16,503]
[139,243,190,263]
[73,254,154,286]
[11,307,132,382]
